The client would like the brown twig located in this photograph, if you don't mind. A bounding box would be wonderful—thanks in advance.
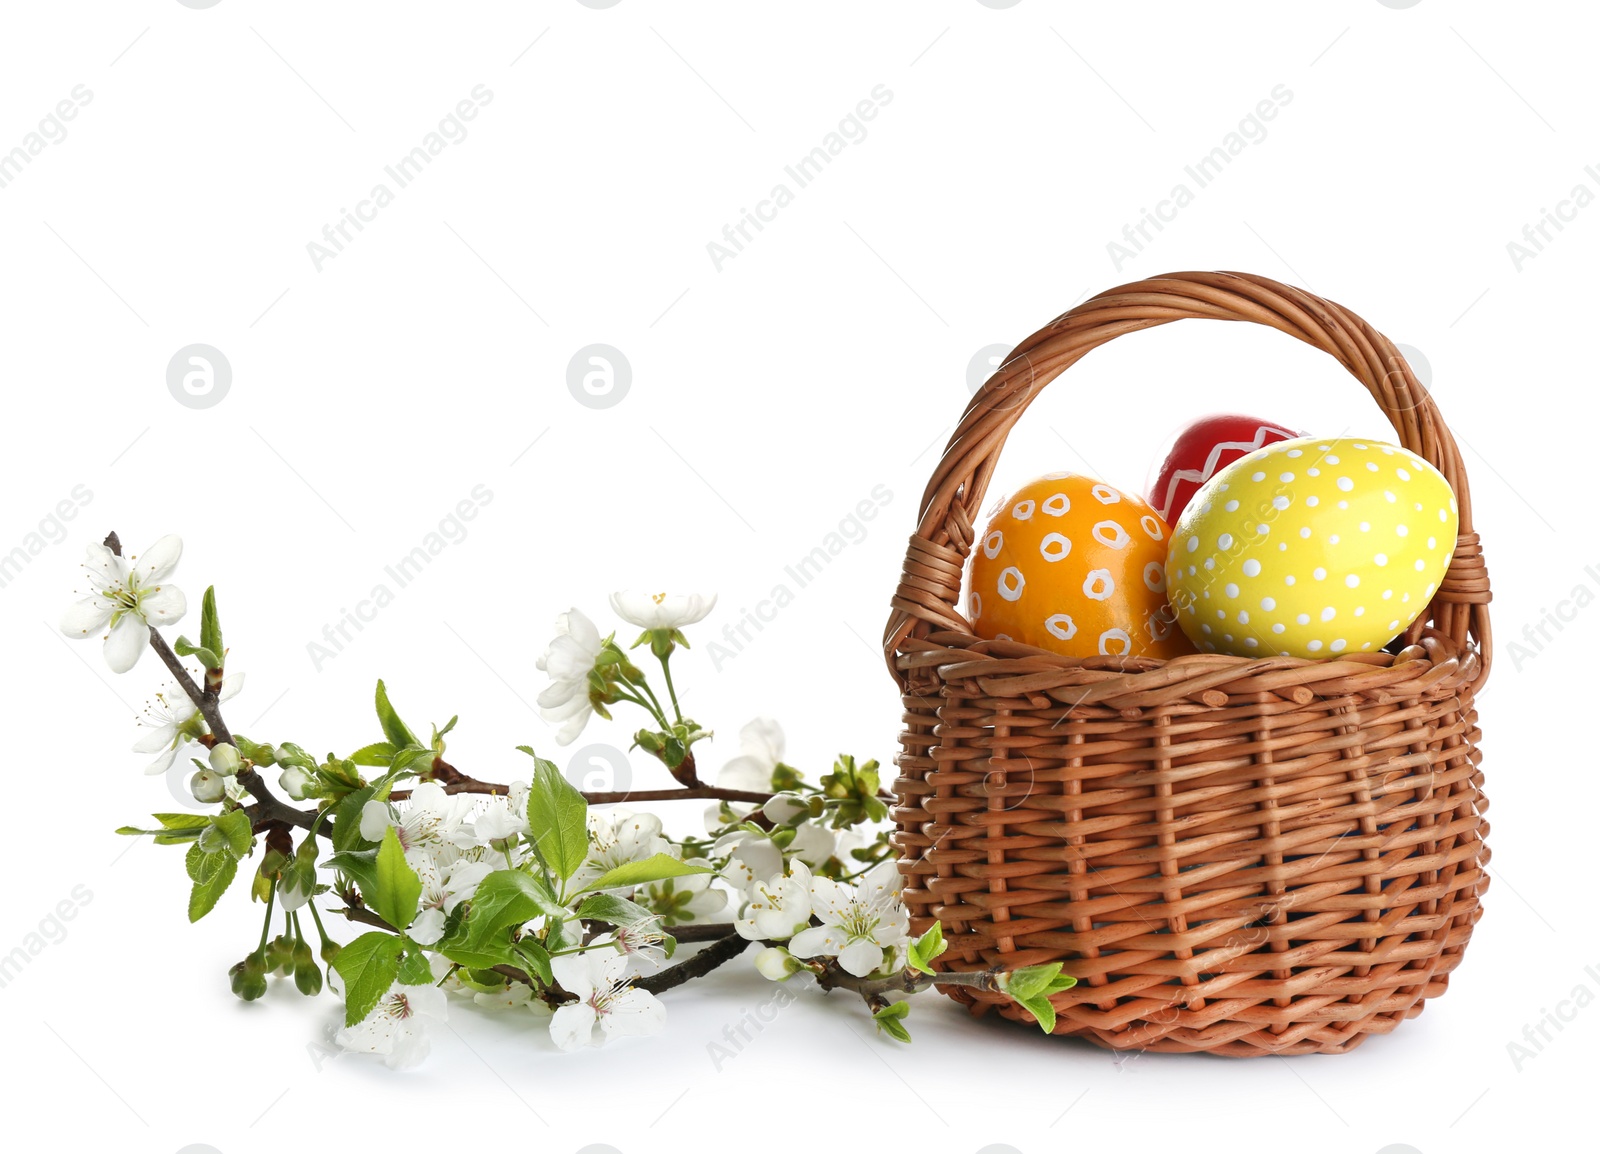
[105,530,318,836]
[668,922,736,943]
[634,932,747,994]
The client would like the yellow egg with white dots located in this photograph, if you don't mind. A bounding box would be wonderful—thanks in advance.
[1164,436,1458,659]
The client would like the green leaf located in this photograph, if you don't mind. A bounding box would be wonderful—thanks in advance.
[463,870,565,946]
[324,848,381,895]
[387,744,435,775]
[172,636,221,669]
[1016,993,1057,1034]
[907,923,946,976]
[331,787,376,853]
[187,854,238,922]
[186,843,232,885]
[578,854,713,895]
[200,586,223,665]
[873,1000,912,1043]
[154,813,214,830]
[575,893,658,928]
[397,942,433,986]
[374,680,419,750]
[368,828,422,931]
[120,812,213,844]
[348,741,397,767]
[436,936,520,972]
[524,755,589,882]
[513,937,553,985]
[331,932,407,1026]
[213,809,254,858]
[1004,962,1073,1003]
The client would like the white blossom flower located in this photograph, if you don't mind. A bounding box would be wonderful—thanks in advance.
[789,861,910,977]
[360,781,475,865]
[718,717,786,792]
[609,590,717,631]
[548,950,666,1051]
[472,781,529,845]
[535,609,605,746]
[334,981,447,1069]
[131,673,243,775]
[60,535,187,673]
[735,860,814,942]
[574,809,670,890]
[409,854,494,945]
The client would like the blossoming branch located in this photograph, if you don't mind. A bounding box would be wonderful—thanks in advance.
[73,531,1072,1067]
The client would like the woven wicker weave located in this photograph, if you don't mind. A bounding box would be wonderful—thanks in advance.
[884,271,1492,1056]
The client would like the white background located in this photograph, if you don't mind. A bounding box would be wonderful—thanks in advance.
[2,2,1595,1152]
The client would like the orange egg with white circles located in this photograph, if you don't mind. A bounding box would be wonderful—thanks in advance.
[966,473,1196,660]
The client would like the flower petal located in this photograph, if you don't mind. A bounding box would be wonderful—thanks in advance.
[717,754,771,792]
[741,717,785,762]
[60,597,112,638]
[838,938,886,978]
[80,542,123,587]
[807,877,855,924]
[132,723,180,755]
[599,989,667,1039]
[549,1003,597,1051]
[555,709,591,746]
[383,1028,431,1070]
[133,535,183,584]
[549,953,598,1000]
[787,924,842,960]
[409,908,446,945]
[138,583,187,626]
[142,745,180,776]
[402,981,448,1021]
[218,672,246,702]
[359,800,393,843]
[103,615,149,673]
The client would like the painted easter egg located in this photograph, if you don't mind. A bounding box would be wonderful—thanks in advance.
[967,472,1194,660]
[1148,414,1300,524]
[1164,436,1459,659]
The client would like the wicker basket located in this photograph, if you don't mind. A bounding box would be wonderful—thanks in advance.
[884,271,1492,1056]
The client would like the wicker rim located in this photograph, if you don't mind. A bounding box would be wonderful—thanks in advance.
[883,270,1493,695]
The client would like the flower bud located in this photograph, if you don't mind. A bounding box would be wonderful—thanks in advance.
[190,768,226,804]
[209,743,242,777]
[267,934,295,975]
[278,765,315,800]
[230,953,268,1001]
[320,939,342,966]
[753,946,801,982]
[292,941,322,996]
[762,793,808,824]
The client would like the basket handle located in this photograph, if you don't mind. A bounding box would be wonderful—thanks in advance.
[883,271,1492,691]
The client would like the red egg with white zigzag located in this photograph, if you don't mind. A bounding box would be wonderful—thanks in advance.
[1147,414,1301,524]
